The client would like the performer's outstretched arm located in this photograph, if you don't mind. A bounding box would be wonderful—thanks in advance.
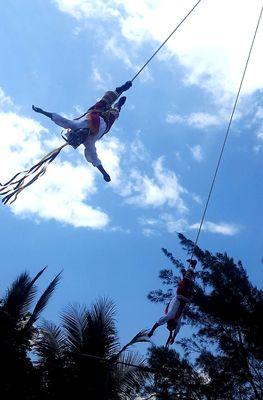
[97,164,111,182]
[84,146,111,182]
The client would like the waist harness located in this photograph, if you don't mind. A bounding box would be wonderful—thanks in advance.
[62,128,90,149]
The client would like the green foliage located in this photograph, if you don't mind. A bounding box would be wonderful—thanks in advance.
[145,234,263,400]
[0,268,60,399]
[36,297,148,399]
[0,269,148,400]
[145,346,206,400]
[1,236,262,400]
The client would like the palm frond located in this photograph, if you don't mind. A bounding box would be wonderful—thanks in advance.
[3,267,47,319]
[25,272,61,329]
[3,272,35,319]
[89,297,116,330]
[113,352,148,399]
[86,297,120,357]
[35,320,66,360]
[115,329,152,359]
[30,267,47,286]
[62,304,88,352]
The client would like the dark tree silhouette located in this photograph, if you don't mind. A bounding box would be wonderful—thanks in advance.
[0,268,61,399]
[36,297,148,400]
[145,234,263,400]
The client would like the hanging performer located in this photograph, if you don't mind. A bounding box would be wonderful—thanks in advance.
[0,81,132,204]
[32,80,132,181]
[148,259,197,347]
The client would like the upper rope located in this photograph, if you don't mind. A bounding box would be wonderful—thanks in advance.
[130,0,203,82]
[0,0,204,205]
[190,1,263,259]
[74,0,203,122]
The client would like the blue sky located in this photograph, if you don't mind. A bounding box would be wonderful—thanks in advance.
[0,0,263,349]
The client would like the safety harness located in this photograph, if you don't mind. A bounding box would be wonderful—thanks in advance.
[62,128,90,149]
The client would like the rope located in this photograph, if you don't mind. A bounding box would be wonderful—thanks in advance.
[74,1,203,120]
[191,1,263,258]
[131,0,203,82]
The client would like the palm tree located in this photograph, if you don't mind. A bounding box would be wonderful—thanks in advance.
[36,297,150,400]
[0,267,61,399]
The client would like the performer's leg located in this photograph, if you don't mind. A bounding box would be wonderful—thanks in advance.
[157,299,180,326]
[32,106,85,130]
[114,96,126,111]
[51,113,80,130]
[157,314,170,326]
[170,320,181,345]
[165,331,173,349]
[32,105,52,118]
[148,322,159,337]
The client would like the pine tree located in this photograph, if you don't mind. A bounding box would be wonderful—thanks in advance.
[146,234,263,400]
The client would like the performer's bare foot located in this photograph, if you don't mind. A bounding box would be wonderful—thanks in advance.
[32,105,43,113]
[32,105,52,119]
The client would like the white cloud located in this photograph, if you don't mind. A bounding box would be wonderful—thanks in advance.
[190,221,241,236]
[125,157,188,212]
[138,213,240,236]
[104,36,153,81]
[189,144,203,162]
[2,89,191,230]
[142,227,159,237]
[53,0,120,20]
[54,0,263,99]
[91,67,108,90]
[257,132,263,141]
[97,136,125,188]
[255,106,263,120]
[253,144,262,153]
[130,134,150,162]
[105,36,136,71]
[0,88,14,108]
[0,89,110,229]
[166,111,221,129]
[138,217,158,226]
[188,113,221,129]
[166,113,184,124]
[161,214,188,233]
[12,162,109,229]
[192,193,202,204]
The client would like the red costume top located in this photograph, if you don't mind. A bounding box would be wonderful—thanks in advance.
[86,91,119,135]
[176,270,193,301]
[167,264,196,330]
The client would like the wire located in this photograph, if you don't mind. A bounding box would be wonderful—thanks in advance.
[75,1,203,118]
[131,0,203,82]
[191,1,263,258]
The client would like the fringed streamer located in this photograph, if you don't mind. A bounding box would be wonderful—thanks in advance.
[0,144,68,205]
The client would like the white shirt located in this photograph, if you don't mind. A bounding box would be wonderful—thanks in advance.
[83,117,106,167]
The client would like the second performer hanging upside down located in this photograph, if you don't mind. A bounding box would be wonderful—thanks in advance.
[148,259,197,346]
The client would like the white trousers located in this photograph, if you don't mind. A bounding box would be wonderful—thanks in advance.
[51,113,89,130]
[157,297,181,326]
[172,317,182,336]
